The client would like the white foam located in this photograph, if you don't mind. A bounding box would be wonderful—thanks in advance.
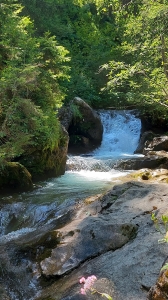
[68,169,129,181]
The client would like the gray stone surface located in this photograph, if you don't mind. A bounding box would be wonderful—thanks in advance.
[2,179,168,300]
[40,217,137,276]
[35,181,168,300]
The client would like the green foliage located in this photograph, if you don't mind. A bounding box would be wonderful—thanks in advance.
[20,0,122,106]
[70,103,82,119]
[151,213,168,243]
[0,0,70,164]
[102,0,168,120]
[0,99,60,160]
[13,0,168,123]
[152,212,168,273]
[1,0,168,170]
[161,263,168,272]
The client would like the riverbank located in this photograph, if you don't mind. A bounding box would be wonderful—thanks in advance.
[31,170,168,300]
[1,169,168,300]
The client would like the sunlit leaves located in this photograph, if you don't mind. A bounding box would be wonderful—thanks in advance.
[101,0,168,117]
[0,0,71,162]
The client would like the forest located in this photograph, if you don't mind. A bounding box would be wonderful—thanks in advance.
[0,0,168,179]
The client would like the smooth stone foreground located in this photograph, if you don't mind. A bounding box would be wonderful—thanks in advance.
[35,180,168,300]
[40,218,137,276]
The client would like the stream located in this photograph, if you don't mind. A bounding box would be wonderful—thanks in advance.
[0,110,142,300]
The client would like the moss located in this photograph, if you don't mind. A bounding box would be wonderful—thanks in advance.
[18,146,66,180]
[16,124,69,181]
[141,171,152,180]
[0,161,33,191]
[132,171,152,180]
[84,195,100,204]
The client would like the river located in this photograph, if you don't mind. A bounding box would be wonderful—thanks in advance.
[0,110,142,299]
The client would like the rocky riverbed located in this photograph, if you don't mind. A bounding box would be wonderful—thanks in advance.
[30,170,168,299]
[35,172,168,300]
[1,169,168,300]
[1,116,168,300]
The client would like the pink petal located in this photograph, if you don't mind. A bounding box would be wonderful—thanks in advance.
[84,282,91,290]
[79,277,86,284]
[81,288,86,295]
[91,275,97,281]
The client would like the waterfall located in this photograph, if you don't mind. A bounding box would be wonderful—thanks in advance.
[93,110,141,157]
[66,110,141,173]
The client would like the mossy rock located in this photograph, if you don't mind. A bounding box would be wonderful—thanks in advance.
[132,170,152,180]
[0,162,33,191]
[17,125,69,180]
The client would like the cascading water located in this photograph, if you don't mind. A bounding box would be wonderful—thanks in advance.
[93,110,141,157]
[0,110,142,300]
[66,109,141,180]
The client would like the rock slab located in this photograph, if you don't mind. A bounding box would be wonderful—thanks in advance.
[35,181,168,300]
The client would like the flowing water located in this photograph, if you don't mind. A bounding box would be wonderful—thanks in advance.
[0,110,142,299]
[0,110,142,237]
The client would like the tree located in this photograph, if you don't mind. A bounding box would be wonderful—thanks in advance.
[101,0,168,123]
[20,0,122,106]
[0,0,70,161]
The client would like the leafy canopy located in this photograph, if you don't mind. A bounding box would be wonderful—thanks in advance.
[0,0,70,161]
[101,0,168,122]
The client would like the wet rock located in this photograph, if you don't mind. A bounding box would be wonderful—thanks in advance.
[126,168,168,183]
[134,131,155,154]
[0,284,10,300]
[117,154,168,170]
[3,180,168,300]
[144,136,168,154]
[135,132,168,156]
[72,97,103,142]
[0,201,79,300]
[40,216,137,276]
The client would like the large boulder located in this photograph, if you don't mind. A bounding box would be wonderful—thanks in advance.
[0,98,69,182]
[134,131,155,154]
[135,132,168,155]
[144,135,168,154]
[59,97,103,153]
[0,161,33,191]
[17,125,69,180]
[117,153,168,170]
